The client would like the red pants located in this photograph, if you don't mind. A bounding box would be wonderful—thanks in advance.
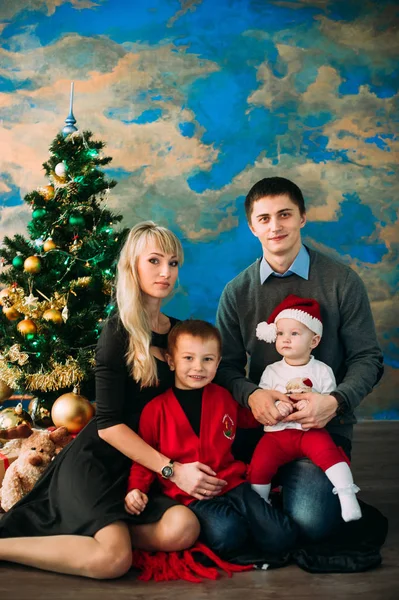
[248,428,349,484]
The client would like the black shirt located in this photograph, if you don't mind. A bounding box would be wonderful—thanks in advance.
[172,386,203,437]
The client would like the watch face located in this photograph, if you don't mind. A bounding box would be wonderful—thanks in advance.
[162,465,173,478]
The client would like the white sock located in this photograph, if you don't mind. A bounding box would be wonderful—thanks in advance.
[325,462,362,522]
[251,483,271,504]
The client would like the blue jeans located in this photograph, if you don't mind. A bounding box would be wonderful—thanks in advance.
[277,433,352,541]
[189,482,298,561]
[232,429,352,543]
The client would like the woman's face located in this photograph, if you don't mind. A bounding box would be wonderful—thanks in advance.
[136,244,179,299]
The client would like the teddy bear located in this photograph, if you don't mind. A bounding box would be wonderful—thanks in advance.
[0,426,72,512]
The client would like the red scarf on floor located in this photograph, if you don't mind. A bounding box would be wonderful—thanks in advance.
[132,542,253,582]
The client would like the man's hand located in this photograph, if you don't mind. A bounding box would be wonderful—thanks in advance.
[248,389,293,426]
[275,400,294,418]
[283,392,338,429]
[125,489,148,515]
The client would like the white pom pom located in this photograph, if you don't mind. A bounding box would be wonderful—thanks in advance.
[256,322,277,343]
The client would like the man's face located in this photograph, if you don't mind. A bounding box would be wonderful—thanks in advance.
[249,194,306,258]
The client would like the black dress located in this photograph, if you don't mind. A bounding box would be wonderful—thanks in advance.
[0,315,179,538]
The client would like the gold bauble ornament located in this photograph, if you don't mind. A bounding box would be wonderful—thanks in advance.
[51,390,94,434]
[38,184,55,201]
[28,397,53,428]
[0,380,13,402]
[0,288,10,306]
[24,255,42,274]
[43,308,63,325]
[0,403,33,440]
[17,318,37,336]
[2,305,20,321]
[43,239,57,252]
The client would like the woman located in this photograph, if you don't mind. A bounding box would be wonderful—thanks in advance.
[0,222,226,579]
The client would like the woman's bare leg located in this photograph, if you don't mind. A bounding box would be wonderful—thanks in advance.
[0,521,132,579]
[131,505,200,551]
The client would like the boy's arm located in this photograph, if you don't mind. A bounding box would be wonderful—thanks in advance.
[127,403,158,493]
[215,284,259,407]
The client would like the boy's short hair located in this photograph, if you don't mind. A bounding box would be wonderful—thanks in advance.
[167,319,222,356]
[245,176,306,222]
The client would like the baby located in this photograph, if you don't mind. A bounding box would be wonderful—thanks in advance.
[248,294,362,523]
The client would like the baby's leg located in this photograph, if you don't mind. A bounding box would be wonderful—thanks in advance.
[300,430,362,522]
[248,431,297,503]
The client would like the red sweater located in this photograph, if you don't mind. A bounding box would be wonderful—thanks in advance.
[127,383,259,506]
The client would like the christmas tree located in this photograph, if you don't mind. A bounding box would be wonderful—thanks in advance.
[0,86,128,422]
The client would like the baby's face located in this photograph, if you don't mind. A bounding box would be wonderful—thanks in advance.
[275,318,319,365]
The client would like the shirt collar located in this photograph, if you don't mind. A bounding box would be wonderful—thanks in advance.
[260,244,310,284]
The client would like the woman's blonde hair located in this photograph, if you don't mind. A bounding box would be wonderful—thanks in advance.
[116,221,184,387]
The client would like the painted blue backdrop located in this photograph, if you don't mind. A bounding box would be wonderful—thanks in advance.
[0,0,398,417]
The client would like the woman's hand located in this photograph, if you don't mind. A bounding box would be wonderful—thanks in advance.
[125,489,148,515]
[171,462,227,501]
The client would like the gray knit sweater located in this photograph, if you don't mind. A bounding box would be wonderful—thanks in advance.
[215,247,383,441]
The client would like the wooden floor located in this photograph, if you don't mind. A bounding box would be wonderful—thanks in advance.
[1,421,398,600]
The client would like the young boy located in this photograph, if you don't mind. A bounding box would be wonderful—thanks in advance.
[126,319,298,562]
[248,295,362,522]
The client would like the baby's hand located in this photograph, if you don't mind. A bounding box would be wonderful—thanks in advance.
[125,489,148,515]
[275,401,294,417]
[295,399,309,412]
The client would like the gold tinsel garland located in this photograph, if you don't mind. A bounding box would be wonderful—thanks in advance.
[0,360,22,388]
[25,357,86,392]
[8,287,67,319]
[0,353,95,393]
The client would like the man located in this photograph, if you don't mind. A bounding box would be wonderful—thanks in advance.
[215,176,383,540]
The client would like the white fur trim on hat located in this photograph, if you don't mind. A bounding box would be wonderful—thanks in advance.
[274,308,323,337]
[256,321,277,343]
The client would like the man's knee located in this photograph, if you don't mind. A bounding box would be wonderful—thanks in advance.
[281,459,341,541]
[199,514,249,556]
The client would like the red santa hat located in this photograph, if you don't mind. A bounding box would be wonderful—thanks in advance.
[256,295,323,343]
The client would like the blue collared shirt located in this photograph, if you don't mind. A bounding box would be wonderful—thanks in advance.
[260,244,310,284]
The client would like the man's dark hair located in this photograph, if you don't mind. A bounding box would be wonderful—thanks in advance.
[167,319,222,356]
[244,177,306,222]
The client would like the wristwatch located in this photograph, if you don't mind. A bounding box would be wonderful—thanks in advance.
[330,391,349,416]
[161,459,175,479]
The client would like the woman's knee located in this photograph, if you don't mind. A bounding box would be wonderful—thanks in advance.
[86,522,132,579]
[84,548,132,579]
[158,505,200,551]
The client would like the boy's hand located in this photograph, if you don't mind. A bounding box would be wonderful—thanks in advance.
[125,489,148,515]
[275,400,294,417]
